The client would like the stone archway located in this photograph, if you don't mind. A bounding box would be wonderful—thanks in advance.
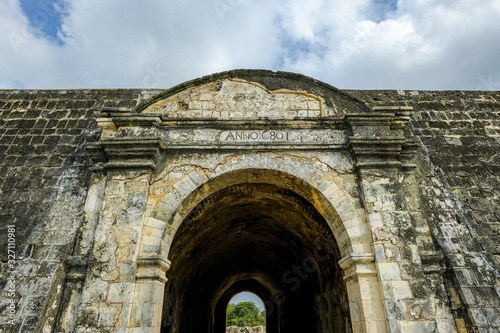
[70,70,427,333]
[134,156,388,333]
[161,181,350,333]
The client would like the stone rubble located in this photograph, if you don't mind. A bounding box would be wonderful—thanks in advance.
[226,326,266,333]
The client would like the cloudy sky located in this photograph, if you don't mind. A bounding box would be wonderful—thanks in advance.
[1,0,499,90]
[230,292,265,311]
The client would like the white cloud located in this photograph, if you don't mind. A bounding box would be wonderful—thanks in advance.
[0,0,499,89]
[0,0,62,88]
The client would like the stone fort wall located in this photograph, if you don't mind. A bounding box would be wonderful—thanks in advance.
[0,70,498,332]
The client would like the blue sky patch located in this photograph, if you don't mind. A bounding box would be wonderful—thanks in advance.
[229,292,265,311]
[273,18,330,69]
[376,0,398,11]
[370,0,398,22]
[279,37,328,65]
[19,0,68,45]
[12,81,26,89]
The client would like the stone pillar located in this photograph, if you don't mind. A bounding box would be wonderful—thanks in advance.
[129,256,170,333]
[347,109,440,332]
[55,169,107,332]
[70,110,166,332]
[339,253,387,333]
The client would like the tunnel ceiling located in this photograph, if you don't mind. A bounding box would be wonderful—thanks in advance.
[169,183,338,284]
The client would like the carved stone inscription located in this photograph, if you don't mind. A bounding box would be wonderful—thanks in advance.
[221,130,288,142]
[160,128,347,146]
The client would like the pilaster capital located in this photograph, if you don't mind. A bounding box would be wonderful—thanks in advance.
[338,253,377,281]
[136,255,171,283]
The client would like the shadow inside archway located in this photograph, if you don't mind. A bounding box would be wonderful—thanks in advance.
[161,183,352,333]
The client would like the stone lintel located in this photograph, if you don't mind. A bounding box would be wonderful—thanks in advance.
[160,118,347,129]
[160,119,349,150]
[154,144,347,151]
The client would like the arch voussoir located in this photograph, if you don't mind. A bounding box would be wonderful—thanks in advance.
[141,155,369,260]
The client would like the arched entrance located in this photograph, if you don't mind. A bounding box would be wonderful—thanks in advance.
[223,289,267,330]
[64,70,445,333]
[224,291,266,329]
[160,180,351,333]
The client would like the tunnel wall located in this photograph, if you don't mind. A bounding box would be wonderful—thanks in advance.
[0,70,499,332]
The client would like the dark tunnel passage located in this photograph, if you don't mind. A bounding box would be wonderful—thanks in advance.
[160,182,352,333]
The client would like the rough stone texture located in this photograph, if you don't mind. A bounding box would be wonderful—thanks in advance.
[347,89,500,332]
[0,70,498,333]
[143,79,323,118]
[0,89,145,332]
